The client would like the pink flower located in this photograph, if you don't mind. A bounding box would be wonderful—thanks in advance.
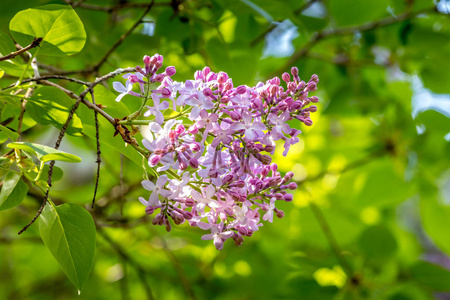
[201,224,234,250]
[141,175,172,205]
[230,110,265,140]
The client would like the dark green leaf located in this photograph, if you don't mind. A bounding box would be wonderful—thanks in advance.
[327,0,389,27]
[358,225,398,260]
[0,124,18,141]
[411,261,450,291]
[39,203,96,292]
[0,171,28,211]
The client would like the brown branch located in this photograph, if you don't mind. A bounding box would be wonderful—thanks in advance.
[0,37,43,62]
[269,5,438,78]
[92,1,155,73]
[250,0,319,47]
[65,0,170,12]
[91,89,101,209]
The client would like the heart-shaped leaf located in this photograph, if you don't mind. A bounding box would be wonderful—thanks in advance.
[39,203,96,292]
[9,4,86,56]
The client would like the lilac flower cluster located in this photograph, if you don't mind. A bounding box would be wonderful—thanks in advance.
[113,54,319,250]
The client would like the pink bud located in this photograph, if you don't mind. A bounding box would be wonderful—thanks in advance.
[161,87,171,97]
[164,66,175,76]
[183,210,193,220]
[233,234,244,246]
[264,145,275,153]
[149,155,161,166]
[217,71,229,83]
[145,206,155,215]
[311,74,319,83]
[284,194,293,202]
[189,158,199,168]
[274,193,284,200]
[236,85,247,94]
[304,118,313,126]
[154,74,165,82]
[291,67,299,76]
[206,72,217,82]
[308,105,318,112]
[282,72,290,83]
[309,96,319,103]
[285,171,294,180]
[305,81,317,92]
[202,66,211,78]
[203,87,213,97]
[194,70,204,80]
[270,164,278,172]
[184,199,195,207]
[288,182,298,190]
[275,209,285,219]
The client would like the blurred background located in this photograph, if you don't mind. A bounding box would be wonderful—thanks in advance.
[1,0,450,299]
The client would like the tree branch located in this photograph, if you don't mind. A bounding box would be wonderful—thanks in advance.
[269,5,438,78]
[0,37,43,62]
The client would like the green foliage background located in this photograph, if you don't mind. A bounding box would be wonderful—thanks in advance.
[0,0,449,299]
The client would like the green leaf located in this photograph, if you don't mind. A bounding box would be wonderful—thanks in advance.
[9,4,86,56]
[358,225,398,260]
[0,124,19,141]
[327,0,389,27]
[0,172,28,211]
[27,86,83,136]
[0,33,29,77]
[420,181,450,255]
[7,142,81,163]
[411,261,450,291]
[39,203,96,292]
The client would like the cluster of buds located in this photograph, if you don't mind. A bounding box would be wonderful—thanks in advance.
[113,54,319,250]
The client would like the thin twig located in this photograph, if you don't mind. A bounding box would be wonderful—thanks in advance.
[297,149,385,185]
[250,0,319,47]
[91,89,101,208]
[162,244,197,300]
[309,201,354,279]
[92,1,155,72]
[0,37,43,62]
[65,0,170,12]
[269,5,438,78]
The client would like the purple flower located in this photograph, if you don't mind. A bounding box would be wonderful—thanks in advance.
[230,110,265,140]
[144,94,170,124]
[141,175,172,205]
[201,224,234,250]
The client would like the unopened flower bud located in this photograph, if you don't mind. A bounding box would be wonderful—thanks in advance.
[203,87,213,97]
[284,194,293,202]
[285,171,294,181]
[310,74,319,83]
[165,66,176,76]
[183,210,193,220]
[275,209,285,219]
[305,81,317,92]
[189,142,201,152]
[309,96,319,103]
[233,234,244,246]
[217,71,228,83]
[304,118,313,126]
[202,66,211,78]
[189,158,199,168]
[184,199,195,207]
[145,206,155,215]
[236,85,247,94]
[288,182,298,190]
[149,155,161,166]
[291,67,299,76]
[308,105,318,112]
[161,87,171,97]
[270,164,278,172]
[194,70,204,80]
[264,145,275,153]
[282,72,290,83]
